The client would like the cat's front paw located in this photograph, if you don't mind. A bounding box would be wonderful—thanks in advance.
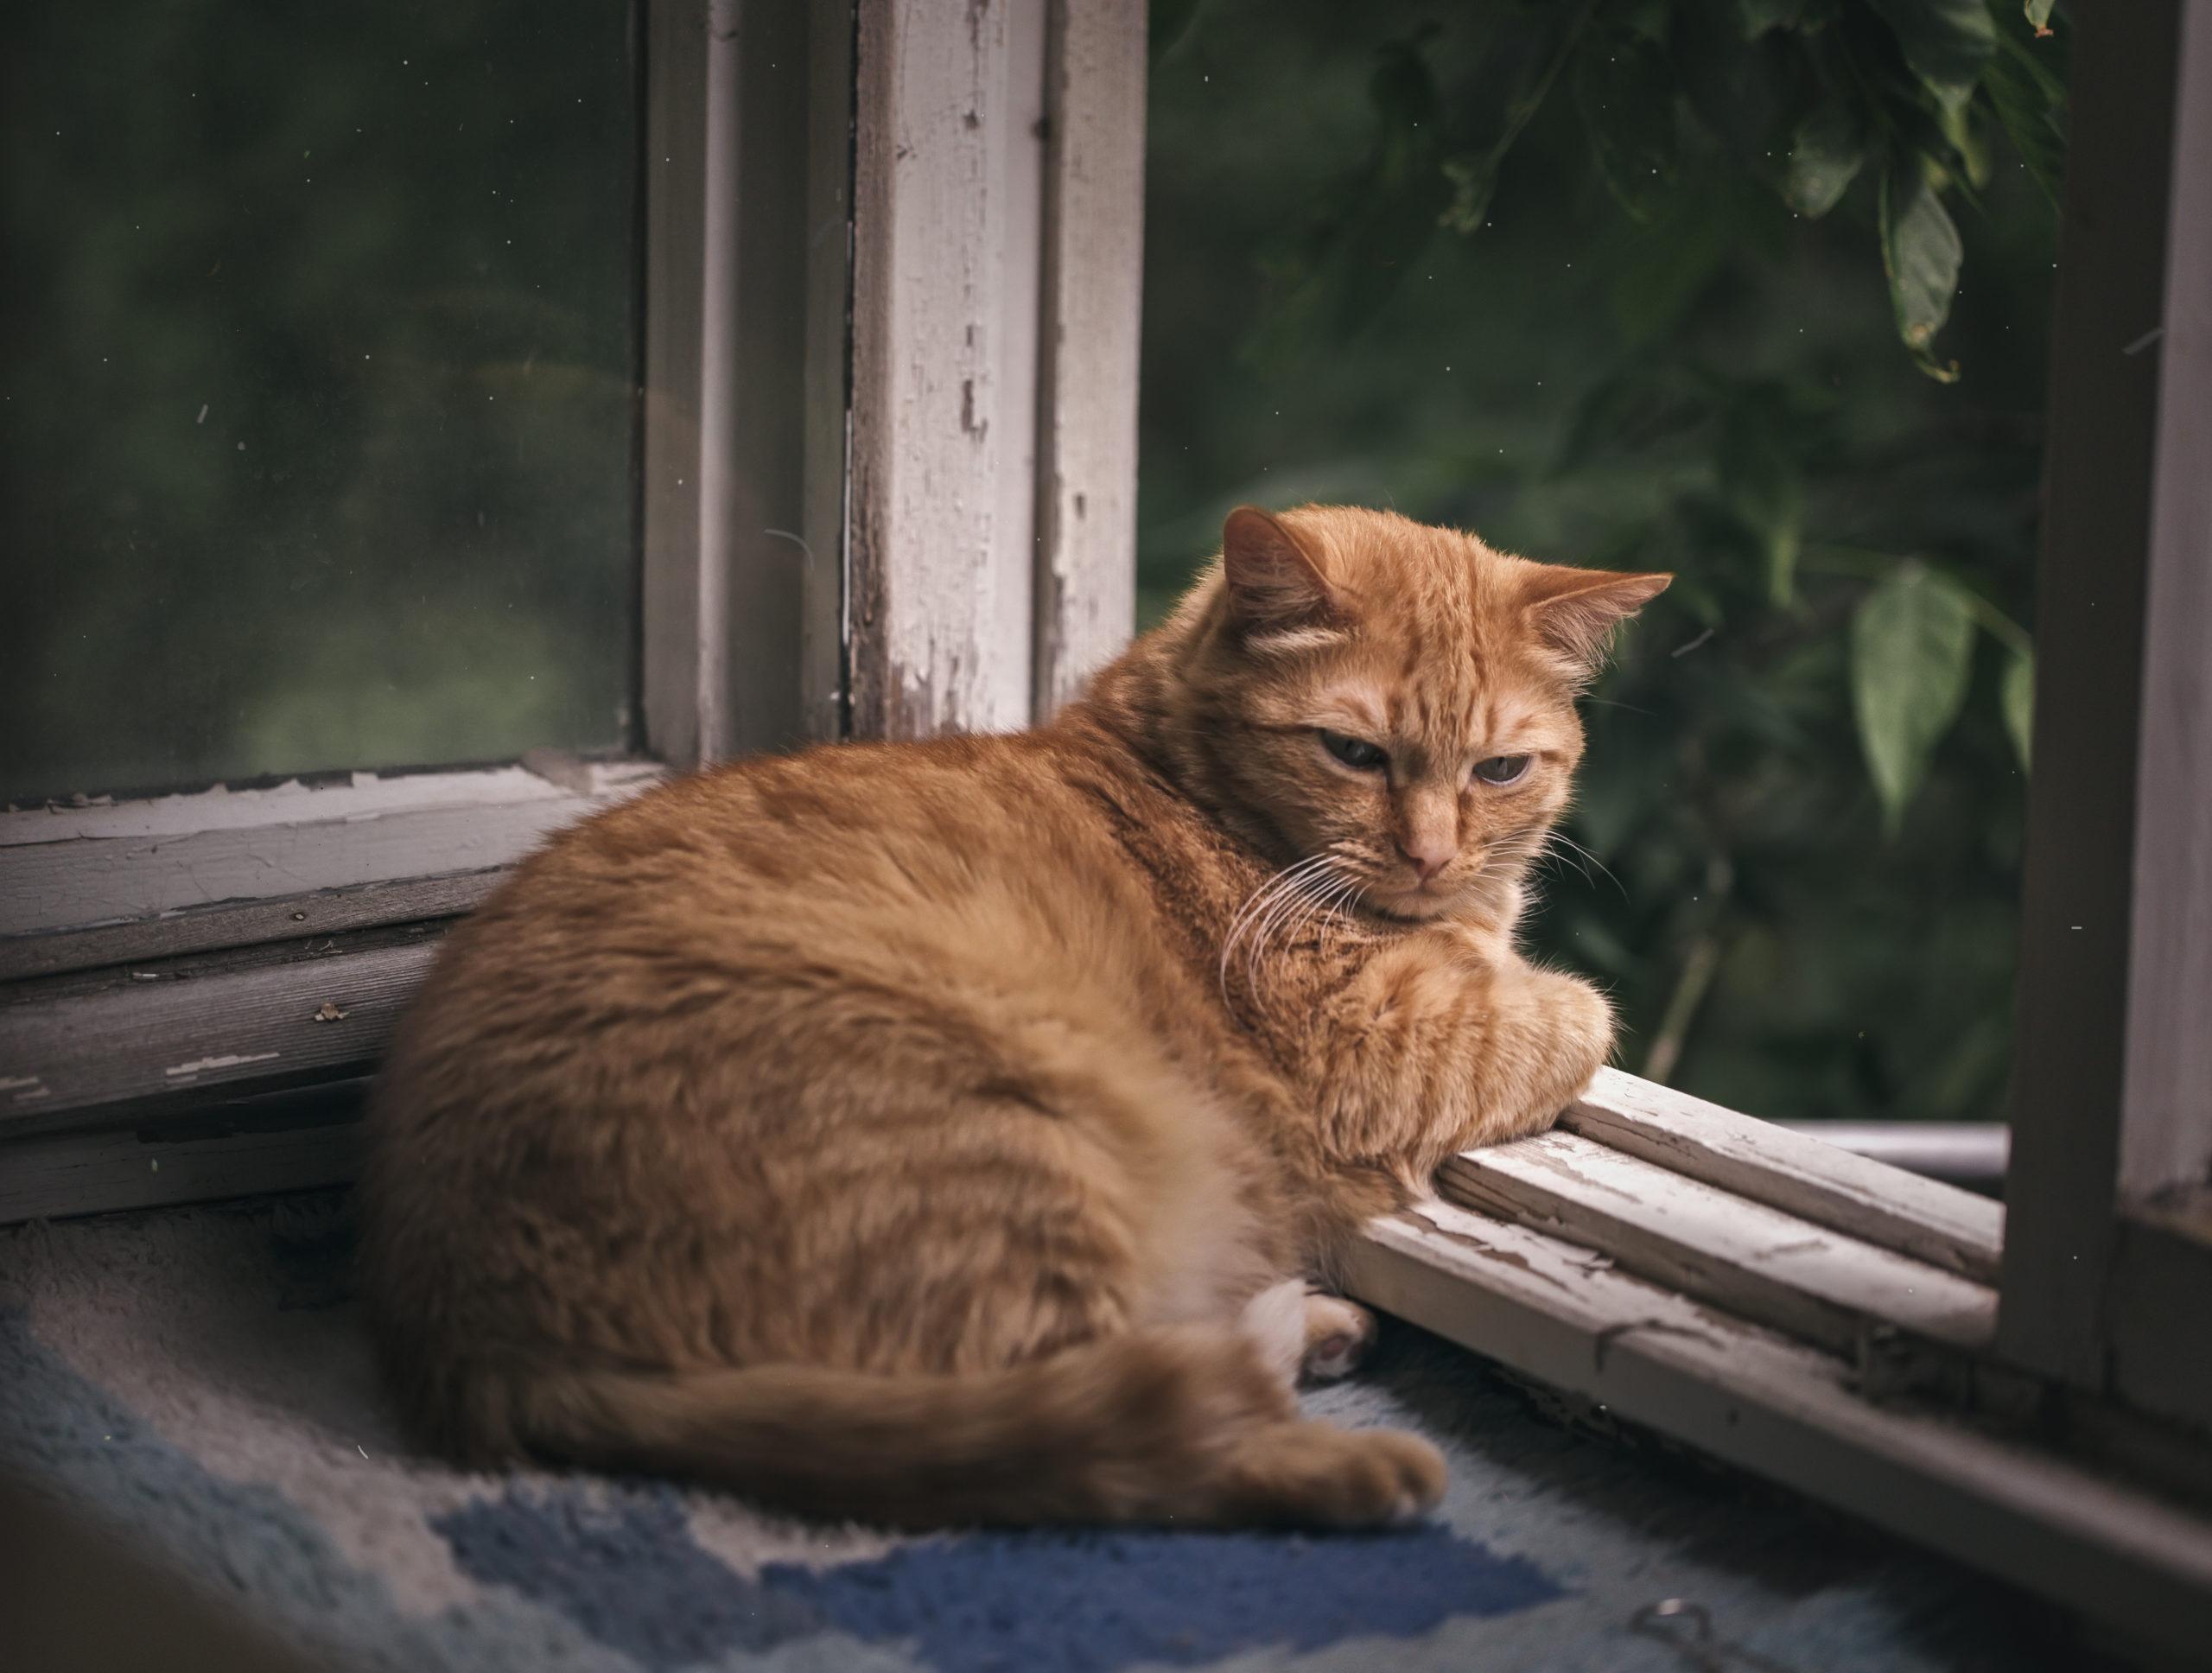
[1540,968,1615,1077]
[1502,965,1614,1138]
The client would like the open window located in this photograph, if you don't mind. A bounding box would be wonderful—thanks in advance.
[1339,5,2212,1648]
[2,0,2206,1655]
[1,0,839,1204]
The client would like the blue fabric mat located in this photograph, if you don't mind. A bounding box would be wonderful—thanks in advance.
[0,1195,2053,1671]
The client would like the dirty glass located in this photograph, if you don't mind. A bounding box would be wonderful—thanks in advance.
[1,0,639,804]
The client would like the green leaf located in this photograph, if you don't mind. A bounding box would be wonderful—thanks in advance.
[1439,155,1497,235]
[1936,91,1993,188]
[1869,0,1997,113]
[1879,162,1964,380]
[2002,649,2034,769]
[2023,0,2055,30]
[1786,94,1866,217]
[1851,563,1976,832]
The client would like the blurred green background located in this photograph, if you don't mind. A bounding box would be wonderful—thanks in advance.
[1138,0,2063,1124]
[1,0,638,804]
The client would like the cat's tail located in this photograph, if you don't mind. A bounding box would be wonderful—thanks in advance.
[486,1325,1444,1530]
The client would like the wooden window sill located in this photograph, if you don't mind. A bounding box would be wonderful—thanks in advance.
[1346,1071,2212,1660]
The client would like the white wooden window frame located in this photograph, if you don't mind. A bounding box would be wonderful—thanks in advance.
[0,0,1145,1212]
[3,0,2208,1654]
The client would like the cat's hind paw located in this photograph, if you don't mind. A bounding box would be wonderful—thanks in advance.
[1301,1292,1376,1382]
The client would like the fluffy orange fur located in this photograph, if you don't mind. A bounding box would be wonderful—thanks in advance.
[359,505,1669,1530]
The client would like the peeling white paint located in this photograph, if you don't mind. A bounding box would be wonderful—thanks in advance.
[164,1051,282,1081]
[2,763,664,940]
[3,761,661,846]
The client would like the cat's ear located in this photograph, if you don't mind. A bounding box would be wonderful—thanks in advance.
[1221,507,1342,627]
[1522,564,1672,674]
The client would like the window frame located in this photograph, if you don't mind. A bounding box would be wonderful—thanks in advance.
[0,0,1146,1208]
[1344,8,2212,1652]
[1992,0,2212,1441]
[0,0,824,1169]
[3,0,2206,1651]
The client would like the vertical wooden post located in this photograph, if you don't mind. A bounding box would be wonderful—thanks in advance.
[1996,0,2188,1389]
[847,0,1048,738]
[2117,2,2212,1208]
[640,0,735,770]
[643,0,830,767]
[798,0,856,744]
[1033,0,1147,717]
[845,0,1147,739]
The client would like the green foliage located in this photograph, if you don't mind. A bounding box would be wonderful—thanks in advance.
[1249,0,2066,380]
[1786,94,1868,217]
[1868,0,1994,114]
[1850,563,1975,831]
[1880,160,1967,380]
[2001,650,2035,768]
[1141,0,2063,1123]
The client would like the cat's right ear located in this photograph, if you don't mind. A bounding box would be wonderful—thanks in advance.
[1220,507,1341,627]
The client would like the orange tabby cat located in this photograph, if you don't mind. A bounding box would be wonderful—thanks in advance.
[359,505,1667,1530]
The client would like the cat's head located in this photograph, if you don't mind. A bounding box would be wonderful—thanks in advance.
[1166,505,1668,924]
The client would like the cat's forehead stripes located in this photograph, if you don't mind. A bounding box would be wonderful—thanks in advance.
[1313,682,1391,739]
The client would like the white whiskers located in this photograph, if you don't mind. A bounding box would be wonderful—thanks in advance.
[1218,846,1369,1005]
[1488,825,1624,901]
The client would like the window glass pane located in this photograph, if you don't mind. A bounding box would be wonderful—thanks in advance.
[3,0,639,804]
[1141,4,2059,1133]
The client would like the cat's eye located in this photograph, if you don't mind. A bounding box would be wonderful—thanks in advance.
[1473,754,1532,786]
[1319,729,1389,771]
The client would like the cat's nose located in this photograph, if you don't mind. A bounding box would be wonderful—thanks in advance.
[1397,836,1455,883]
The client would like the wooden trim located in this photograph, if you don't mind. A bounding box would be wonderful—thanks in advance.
[640,0,828,762]
[0,869,498,983]
[1347,1201,2212,1658]
[842,0,1143,738]
[798,0,856,742]
[1031,0,1145,716]
[640,0,737,768]
[1,936,440,1134]
[1440,1130,1997,1357]
[1766,1120,2007,1190]
[0,760,659,947]
[1563,1068,2003,1282]
[0,1089,364,1226]
[2119,0,2212,1205]
[1999,0,2184,1389]
[2107,1208,2212,1438]
[848,0,1050,738]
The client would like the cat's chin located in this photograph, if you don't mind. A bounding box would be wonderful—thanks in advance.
[1366,887,1459,923]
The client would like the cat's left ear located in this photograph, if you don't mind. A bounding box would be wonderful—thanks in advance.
[1522,565,1672,675]
[1221,507,1344,627]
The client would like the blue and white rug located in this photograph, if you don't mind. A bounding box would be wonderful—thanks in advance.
[0,1195,2044,1671]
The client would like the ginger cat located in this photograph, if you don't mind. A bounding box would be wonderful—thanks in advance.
[359,506,1667,1530]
